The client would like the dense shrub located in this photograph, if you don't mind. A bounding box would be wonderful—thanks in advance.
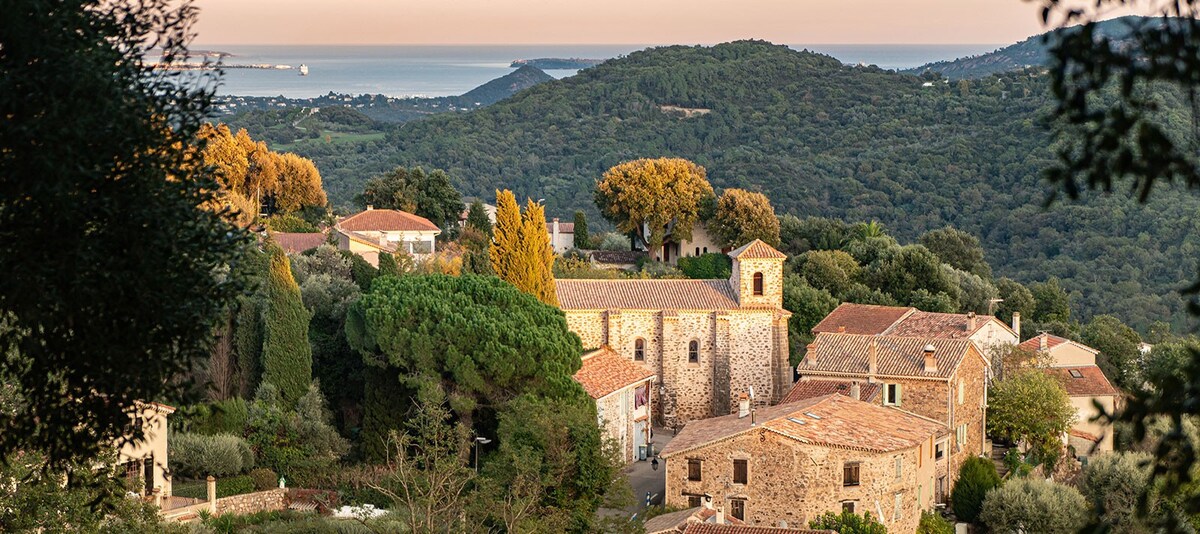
[980,477,1088,534]
[265,214,318,233]
[917,510,955,534]
[1080,451,1154,533]
[677,253,732,279]
[951,456,1001,523]
[170,432,255,478]
[246,383,348,482]
[809,510,887,533]
[189,398,249,436]
[172,474,256,500]
[250,468,280,491]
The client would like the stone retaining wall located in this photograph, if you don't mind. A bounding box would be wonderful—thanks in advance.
[214,488,287,516]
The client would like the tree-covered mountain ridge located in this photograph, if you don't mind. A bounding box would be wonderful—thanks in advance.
[304,39,1200,332]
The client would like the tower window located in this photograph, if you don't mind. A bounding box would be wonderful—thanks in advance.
[634,338,645,361]
[688,340,699,363]
[753,272,764,296]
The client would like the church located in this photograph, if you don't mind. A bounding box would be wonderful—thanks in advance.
[555,240,792,427]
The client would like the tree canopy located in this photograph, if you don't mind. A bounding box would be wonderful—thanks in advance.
[490,190,558,306]
[986,369,1076,466]
[261,245,313,407]
[594,158,714,259]
[708,188,781,248]
[357,166,463,230]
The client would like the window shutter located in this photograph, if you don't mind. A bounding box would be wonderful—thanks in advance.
[895,384,902,405]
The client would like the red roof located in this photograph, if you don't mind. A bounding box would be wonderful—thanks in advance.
[546,221,575,233]
[782,379,880,404]
[556,279,739,310]
[1042,365,1119,396]
[728,239,787,260]
[811,303,915,335]
[572,347,655,399]
[338,208,440,232]
[1018,333,1078,353]
[800,332,974,379]
[270,232,327,254]
[684,524,832,534]
[887,311,1006,339]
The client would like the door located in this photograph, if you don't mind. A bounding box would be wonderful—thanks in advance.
[143,456,154,495]
[634,419,647,460]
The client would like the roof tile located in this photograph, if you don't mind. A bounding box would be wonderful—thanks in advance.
[811,303,914,335]
[800,332,972,379]
[728,239,787,260]
[338,208,440,232]
[270,232,327,254]
[782,379,880,404]
[556,279,738,310]
[1042,366,1119,396]
[684,524,833,534]
[572,347,655,399]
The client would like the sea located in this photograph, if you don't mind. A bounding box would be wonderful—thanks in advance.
[200,44,1002,99]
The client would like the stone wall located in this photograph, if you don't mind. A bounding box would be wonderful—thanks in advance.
[730,257,784,309]
[214,489,286,516]
[664,428,931,533]
[949,347,989,483]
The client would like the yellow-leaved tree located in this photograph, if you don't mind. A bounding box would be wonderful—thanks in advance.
[594,158,713,260]
[708,188,781,248]
[489,190,558,306]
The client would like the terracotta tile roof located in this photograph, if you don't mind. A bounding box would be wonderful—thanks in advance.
[782,379,880,404]
[644,507,747,534]
[685,524,832,534]
[886,311,1005,339]
[1069,429,1102,443]
[800,332,973,380]
[728,239,787,260]
[588,250,646,264]
[1018,333,1089,353]
[662,394,946,457]
[338,208,440,232]
[546,222,575,233]
[1042,366,1119,396]
[811,303,915,335]
[270,232,327,254]
[556,279,738,310]
[572,347,655,399]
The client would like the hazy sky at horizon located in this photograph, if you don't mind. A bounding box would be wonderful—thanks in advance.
[192,0,1142,46]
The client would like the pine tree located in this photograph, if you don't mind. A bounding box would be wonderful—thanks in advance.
[466,200,492,236]
[573,210,590,249]
[489,189,523,284]
[378,252,400,277]
[521,200,559,306]
[261,244,313,406]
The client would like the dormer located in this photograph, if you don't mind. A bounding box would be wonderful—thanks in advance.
[728,239,786,308]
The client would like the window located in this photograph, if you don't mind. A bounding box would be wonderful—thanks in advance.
[893,492,903,521]
[687,459,702,481]
[733,459,748,484]
[894,456,902,480]
[634,338,645,361]
[703,247,709,254]
[688,340,699,363]
[935,441,945,460]
[884,383,902,406]
[841,501,856,513]
[695,247,700,256]
[752,272,764,296]
[1069,369,1084,378]
[958,380,964,404]
[730,498,746,521]
[956,424,968,449]
[843,462,860,486]
[687,495,702,508]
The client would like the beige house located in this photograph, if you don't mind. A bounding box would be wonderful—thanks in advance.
[797,333,990,502]
[547,218,575,254]
[556,240,792,427]
[1019,333,1120,454]
[812,303,1020,362]
[334,207,441,266]
[663,224,724,265]
[572,347,656,463]
[117,401,175,498]
[661,393,947,532]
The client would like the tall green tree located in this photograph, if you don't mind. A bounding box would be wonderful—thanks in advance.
[520,199,559,306]
[490,190,523,286]
[1081,314,1142,390]
[994,277,1035,324]
[466,200,492,236]
[980,477,1089,534]
[261,245,313,406]
[919,226,991,279]
[357,167,463,230]
[572,210,590,249]
[707,188,781,248]
[1080,451,1156,533]
[987,369,1076,468]
[594,158,714,259]
[950,456,1001,524]
[1030,277,1071,323]
[0,0,250,467]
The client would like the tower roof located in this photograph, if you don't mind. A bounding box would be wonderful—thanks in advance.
[728,239,786,260]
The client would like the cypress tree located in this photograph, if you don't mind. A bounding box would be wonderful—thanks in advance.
[360,368,410,463]
[261,244,313,406]
[573,210,590,249]
[466,200,492,236]
[489,189,523,283]
[521,200,559,306]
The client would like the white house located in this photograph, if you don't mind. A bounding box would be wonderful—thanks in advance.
[1020,333,1121,455]
[335,206,441,266]
[117,401,175,498]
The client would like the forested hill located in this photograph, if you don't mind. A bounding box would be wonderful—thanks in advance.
[300,39,1200,331]
[903,16,1157,80]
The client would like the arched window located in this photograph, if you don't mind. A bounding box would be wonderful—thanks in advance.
[695,247,700,256]
[688,340,699,363]
[753,272,764,296]
[634,338,645,361]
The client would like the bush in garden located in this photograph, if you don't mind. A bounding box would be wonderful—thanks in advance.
[250,468,280,491]
[980,477,1088,534]
[169,432,255,478]
[951,456,1001,523]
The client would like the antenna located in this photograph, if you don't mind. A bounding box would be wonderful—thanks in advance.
[748,387,756,425]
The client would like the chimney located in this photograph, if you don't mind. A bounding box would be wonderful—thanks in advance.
[805,343,818,366]
[850,382,861,400]
[716,506,725,525]
[738,393,751,418]
[868,338,878,379]
[838,325,846,333]
[1039,333,1047,351]
[366,204,374,210]
[551,218,560,249]
[967,311,977,331]
[923,343,937,373]
[1012,312,1021,338]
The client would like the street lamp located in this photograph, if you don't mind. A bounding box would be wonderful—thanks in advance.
[473,437,492,473]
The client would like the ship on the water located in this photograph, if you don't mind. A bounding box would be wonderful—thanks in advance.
[299,64,309,76]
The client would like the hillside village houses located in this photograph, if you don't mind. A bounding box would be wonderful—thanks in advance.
[812,302,1021,364]
[556,239,793,428]
[334,206,441,266]
[572,347,657,463]
[1020,333,1121,455]
[660,393,947,532]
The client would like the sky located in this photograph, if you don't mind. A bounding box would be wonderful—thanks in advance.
[190,0,1126,46]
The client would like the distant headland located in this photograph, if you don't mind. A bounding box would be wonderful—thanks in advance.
[511,58,604,70]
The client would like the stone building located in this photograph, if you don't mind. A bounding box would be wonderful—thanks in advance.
[661,394,947,533]
[797,333,989,502]
[812,303,1020,362]
[1019,333,1121,454]
[572,347,656,463]
[555,240,792,427]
